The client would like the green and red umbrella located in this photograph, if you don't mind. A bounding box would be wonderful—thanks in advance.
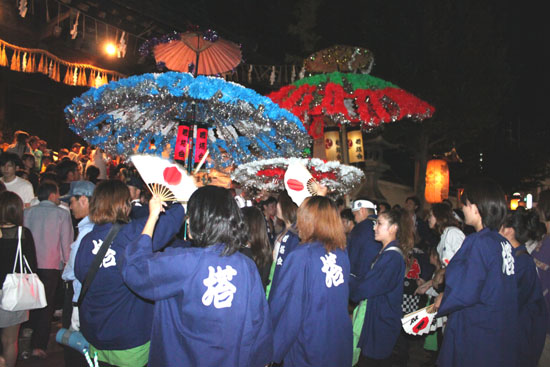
[267,71,435,138]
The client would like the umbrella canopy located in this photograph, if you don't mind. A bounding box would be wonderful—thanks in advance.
[304,45,374,73]
[268,71,435,133]
[232,157,365,195]
[151,31,242,75]
[65,72,310,168]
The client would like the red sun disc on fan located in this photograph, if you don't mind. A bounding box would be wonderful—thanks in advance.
[163,166,182,185]
[413,317,430,333]
[286,179,304,191]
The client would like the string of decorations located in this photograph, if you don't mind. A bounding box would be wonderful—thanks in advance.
[0,37,124,87]
[65,72,311,168]
[232,157,365,195]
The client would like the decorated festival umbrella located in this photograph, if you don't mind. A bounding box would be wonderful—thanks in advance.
[140,30,242,76]
[65,72,310,169]
[231,157,365,196]
[267,71,435,138]
[304,45,374,74]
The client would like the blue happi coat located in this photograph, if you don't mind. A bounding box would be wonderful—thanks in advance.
[270,228,300,290]
[351,241,405,359]
[437,228,519,367]
[347,218,381,297]
[74,204,185,350]
[513,245,548,367]
[269,241,353,367]
[121,236,273,367]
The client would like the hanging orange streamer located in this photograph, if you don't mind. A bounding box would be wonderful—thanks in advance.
[0,37,125,87]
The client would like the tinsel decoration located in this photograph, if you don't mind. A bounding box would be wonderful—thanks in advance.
[304,45,374,74]
[232,157,365,195]
[65,72,311,169]
[268,71,435,131]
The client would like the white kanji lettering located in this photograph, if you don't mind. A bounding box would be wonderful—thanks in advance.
[282,234,289,242]
[277,257,283,266]
[320,253,344,288]
[202,265,237,309]
[279,245,286,255]
[501,241,515,276]
[91,239,117,268]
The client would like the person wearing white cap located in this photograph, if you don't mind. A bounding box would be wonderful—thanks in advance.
[348,198,381,298]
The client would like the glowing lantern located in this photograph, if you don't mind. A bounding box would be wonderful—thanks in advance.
[347,129,365,163]
[104,42,117,56]
[324,129,342,161]
[510,198,520,210]
[425,159,449,203]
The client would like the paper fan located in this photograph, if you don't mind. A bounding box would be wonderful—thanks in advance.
[130,155,197,202]
[401,305,437,336]
[284,161,320,206]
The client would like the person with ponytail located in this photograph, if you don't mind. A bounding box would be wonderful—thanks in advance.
[500,209,548,367]
[435,178,519,367]
[350,207,413,366]
[270,196,352,367]
[121,186,273,367]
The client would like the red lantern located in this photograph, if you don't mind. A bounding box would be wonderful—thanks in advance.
[425,159,449,203]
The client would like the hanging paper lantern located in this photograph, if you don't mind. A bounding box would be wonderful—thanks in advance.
[347,129,364,163]
[324,129,341,162]
[425,159,449,203]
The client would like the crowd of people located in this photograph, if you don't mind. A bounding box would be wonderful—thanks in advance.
[0,129,549,367]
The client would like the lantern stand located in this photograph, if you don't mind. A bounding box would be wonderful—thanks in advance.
[340,123,350,165]
[352,135,397,202]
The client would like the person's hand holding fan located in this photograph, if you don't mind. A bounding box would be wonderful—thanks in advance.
[130,155,197,202]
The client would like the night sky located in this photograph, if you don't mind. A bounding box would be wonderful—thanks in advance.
[1,0,537,192]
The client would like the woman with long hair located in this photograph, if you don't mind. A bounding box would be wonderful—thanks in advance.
[351,208,413,366]
[435,178,519,367]
[0,191,37,367]
[500,209,548,366]
[121,186,273,367]
[416,203,465,295]
[74,180,184,367]
[269,196,352,367]
[268,190,299,296]
[241,206,273,288]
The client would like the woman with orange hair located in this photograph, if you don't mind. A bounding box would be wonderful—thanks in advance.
[269,196,352,367]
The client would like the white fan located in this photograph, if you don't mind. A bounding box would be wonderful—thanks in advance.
[401,305,437,336]
[130,155,197,202]
[284,161,320,207]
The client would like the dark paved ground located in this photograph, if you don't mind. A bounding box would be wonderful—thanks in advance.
[13,318,433,367]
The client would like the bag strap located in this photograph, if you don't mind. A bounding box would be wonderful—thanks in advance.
[12,226,24,273]
[77,223,122,307]
[515,248,529,257]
